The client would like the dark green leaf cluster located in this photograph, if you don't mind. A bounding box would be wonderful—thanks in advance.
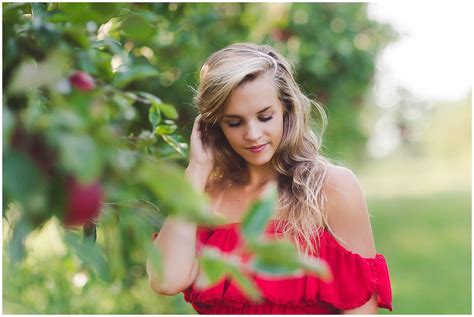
[3,3,186,285]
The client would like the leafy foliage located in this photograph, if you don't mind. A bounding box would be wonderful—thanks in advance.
[3,4,194,307]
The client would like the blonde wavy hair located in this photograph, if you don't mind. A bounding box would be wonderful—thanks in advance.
[194,43,338,255]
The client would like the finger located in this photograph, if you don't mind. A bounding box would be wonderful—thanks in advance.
[191,114,202,135]
[198,116,207,133]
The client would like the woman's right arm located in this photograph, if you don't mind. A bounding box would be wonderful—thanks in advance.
[146,165,208,295]
[146,115,214,296]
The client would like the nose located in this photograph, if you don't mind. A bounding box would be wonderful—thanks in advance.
[244,121,263,142]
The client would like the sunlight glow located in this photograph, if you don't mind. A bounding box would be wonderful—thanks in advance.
[369,2,473,102]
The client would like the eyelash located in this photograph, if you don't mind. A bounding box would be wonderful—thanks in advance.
[227,116,273,128]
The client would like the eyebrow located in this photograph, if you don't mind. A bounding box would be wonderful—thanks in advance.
[223,106,273,119]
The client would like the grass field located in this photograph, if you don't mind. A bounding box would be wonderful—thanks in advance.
[369,190,471,314]
[356,148,471,314]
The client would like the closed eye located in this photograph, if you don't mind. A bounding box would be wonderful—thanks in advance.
[227,121,241,127]
[226,116,273,128]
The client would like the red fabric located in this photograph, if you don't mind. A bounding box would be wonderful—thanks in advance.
[176,221,392,314]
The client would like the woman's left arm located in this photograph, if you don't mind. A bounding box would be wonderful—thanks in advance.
[342,294,378,314]
[323,165,380,314]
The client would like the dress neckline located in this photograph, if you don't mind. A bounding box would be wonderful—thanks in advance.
[200,220,381,260]
[211,218,280,228]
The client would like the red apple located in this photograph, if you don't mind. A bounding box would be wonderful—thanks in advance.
[69,71,95,91]
[64,177,104,227]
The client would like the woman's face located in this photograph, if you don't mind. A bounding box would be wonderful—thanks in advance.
[219,73,284,167]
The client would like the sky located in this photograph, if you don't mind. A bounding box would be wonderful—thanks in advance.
[368,1,473,103]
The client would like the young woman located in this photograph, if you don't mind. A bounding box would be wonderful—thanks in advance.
[147,43,392,314]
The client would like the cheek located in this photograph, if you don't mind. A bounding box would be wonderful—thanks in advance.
[221,127,240,147]
[271,115,284,142]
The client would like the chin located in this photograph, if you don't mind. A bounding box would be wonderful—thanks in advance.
[242,152,274,167]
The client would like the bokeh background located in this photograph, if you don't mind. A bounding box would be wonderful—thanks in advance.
[2,2,471,314]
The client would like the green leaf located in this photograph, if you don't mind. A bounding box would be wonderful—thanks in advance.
[63,27,90,49]
[57,3,118,25]
[134,202,164,228]
[98,220,123,280]
[8,49,70,95]
[248,239,332,280]
[135,130,157,148]
[24,89,47,129]
[7,216,33,266]
[67,90,95,115]
[161,135,186,157]
[112,94,137,120]
[155,124,177,135]
[121,13,156,43]
[113,149,137,171]
[136,91,162,104]
[112,93,133,110]
[147,242,163,282]
[227,265,261,301]
[298,256,333,282]
[249,239,299,265]
[97,18,122,40]
[158,103,179,120]
[136,91,178,120]
[112,65,159,89]
[241,183,278,242]
[198,247,261,301]
[136,91,179,120]
[248,239,301,277]
[3,151,45,211]
[48,108,86,132]
[57,134,103,183]
[31,3,47,18]
[2,106,14,152]
[77,51,98,75]
[64,232,110,281]
[198,247,228,287]
[137,160,220,225]
[148,103,161,130]
[251,259,301,276]
[137,91,179,130]
[91,50,114,81]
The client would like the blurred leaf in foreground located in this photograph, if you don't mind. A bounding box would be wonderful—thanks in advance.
[197,247,261,301]
[8,49,70,95]
[137,160,222,226]
[64,231,110,281]
[112,65,159,89]
[241,182,278,242]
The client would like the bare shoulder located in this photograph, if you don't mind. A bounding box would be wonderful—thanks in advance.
[322,163,377,258]
[323,163,357,191]
[322,164,364,203]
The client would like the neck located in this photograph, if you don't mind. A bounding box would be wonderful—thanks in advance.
[244,162,277,189]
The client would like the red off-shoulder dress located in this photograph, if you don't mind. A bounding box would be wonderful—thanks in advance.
[156,220,393,314]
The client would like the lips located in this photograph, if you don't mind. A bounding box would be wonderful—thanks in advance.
[246,143,268,153]
[247,143,267,150]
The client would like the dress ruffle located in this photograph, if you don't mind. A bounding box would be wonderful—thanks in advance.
[175,221,392,313]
